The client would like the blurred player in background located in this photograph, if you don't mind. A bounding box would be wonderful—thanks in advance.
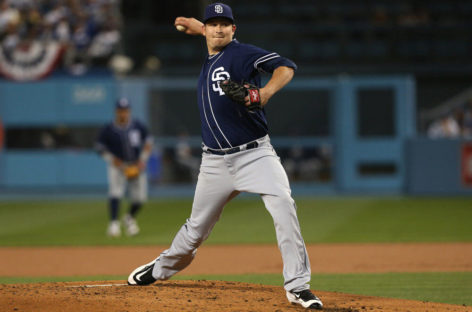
[95,98,153,237]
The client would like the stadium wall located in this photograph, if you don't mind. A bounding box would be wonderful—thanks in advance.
[0,76,469,195]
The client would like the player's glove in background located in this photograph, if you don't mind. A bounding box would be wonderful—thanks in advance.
[124,165,140,179]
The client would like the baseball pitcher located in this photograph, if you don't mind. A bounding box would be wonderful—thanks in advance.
[128,3,322,310]
[96,98,153,237]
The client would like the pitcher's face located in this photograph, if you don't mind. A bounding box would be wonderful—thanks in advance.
[203,18,236,54]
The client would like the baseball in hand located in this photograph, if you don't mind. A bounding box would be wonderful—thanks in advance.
[176,25,187,32]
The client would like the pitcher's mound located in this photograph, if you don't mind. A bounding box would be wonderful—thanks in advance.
[0,280,469,312]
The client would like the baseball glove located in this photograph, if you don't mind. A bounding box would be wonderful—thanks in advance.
[220,79,262,111]
[124,165,140,179]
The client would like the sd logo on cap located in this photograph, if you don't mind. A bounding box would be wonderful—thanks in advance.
[203,2,234,23]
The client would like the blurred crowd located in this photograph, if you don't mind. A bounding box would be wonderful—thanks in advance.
[427,100,472,139]
[0,0,121,75]
[370,4,431,28]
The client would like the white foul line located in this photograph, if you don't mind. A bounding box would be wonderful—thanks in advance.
[66,283,128,288]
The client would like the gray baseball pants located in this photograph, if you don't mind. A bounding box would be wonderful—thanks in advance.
[151,135,311,292]
[107,164,147,202]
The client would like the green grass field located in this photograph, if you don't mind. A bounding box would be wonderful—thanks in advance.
[1,197,471,246]
[0,197,471,305]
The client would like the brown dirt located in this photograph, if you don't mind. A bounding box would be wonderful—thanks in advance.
[1,243,471,277]
[1,280,470,312]
[1,243,471,312]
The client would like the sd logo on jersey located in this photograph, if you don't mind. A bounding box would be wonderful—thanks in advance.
[128,130,141,147]
[211,67,230,95]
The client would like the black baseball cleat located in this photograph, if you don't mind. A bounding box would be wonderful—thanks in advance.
[127,258,158,285]
[286,289,323,309]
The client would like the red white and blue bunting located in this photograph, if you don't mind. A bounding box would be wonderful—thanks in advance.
[0,41,63,81]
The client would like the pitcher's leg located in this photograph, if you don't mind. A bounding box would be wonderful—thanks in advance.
[233,147,311,292]
[261,193,311,292]
[152,154,237,280]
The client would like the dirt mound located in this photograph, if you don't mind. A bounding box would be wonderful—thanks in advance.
[1,244,471,311]
[1,280,470,312]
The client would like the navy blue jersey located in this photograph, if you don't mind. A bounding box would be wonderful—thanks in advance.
[96,120,150,162]
[197,39,297,149]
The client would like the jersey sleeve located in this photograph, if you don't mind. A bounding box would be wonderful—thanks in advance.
[258,56,297,73]
[238,43,297,77]
[135,120,152,145]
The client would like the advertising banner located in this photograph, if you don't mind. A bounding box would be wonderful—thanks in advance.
[461,143,472,186]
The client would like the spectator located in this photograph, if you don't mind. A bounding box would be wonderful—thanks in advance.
[462,100,472,138]
[427,114,461,139]
[87,19,120,66]
[397,4,430,27]
[0,1,20,36]
[0,0,123,80]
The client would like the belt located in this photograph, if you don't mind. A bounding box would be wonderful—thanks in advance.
[204,140,259,155]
